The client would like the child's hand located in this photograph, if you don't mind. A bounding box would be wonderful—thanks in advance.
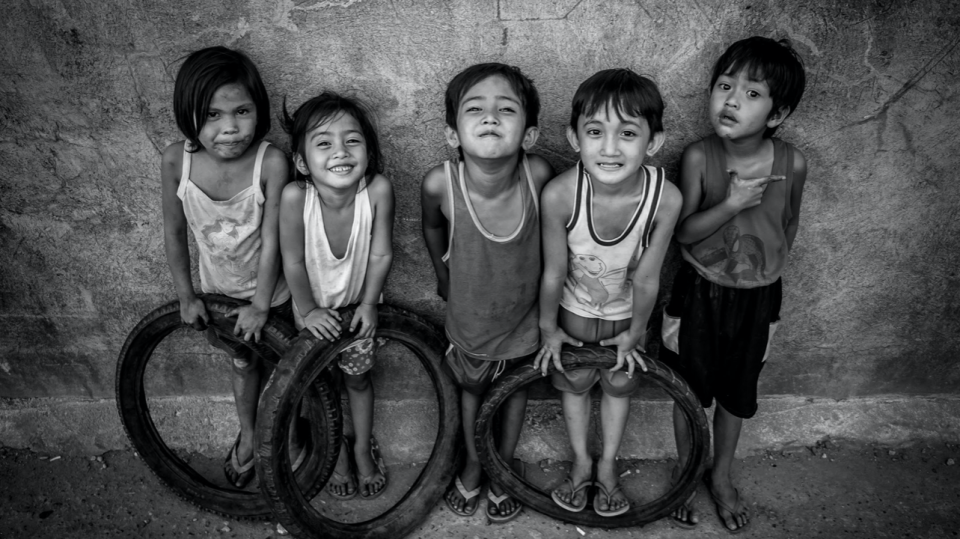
[436,275,449,301]
[229,304,269,343]
[599,330,648,378]
[534,326,583,376]
[350,303,378,339]
[725,170,785,212]
[303,308,342,341]
[180,296,209,331]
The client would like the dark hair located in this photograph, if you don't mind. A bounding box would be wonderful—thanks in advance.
[569,69,664,134]
[444,63,540,131]
[173,46,271,152]
[281,91,383,186]
[710,36,806,137]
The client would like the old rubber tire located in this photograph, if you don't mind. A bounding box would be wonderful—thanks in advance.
[116,294,340,519]
[476,344,709,528]
[256,304,459,539]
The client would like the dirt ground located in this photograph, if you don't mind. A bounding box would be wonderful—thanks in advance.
[1,439,958,539]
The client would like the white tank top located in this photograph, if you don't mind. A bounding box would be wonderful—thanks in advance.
[293,179,373,329]
[177,141,290,305]
[559,162,664,321]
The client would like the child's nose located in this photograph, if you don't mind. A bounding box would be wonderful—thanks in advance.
[222,115,240,133]
[601,134,618,154]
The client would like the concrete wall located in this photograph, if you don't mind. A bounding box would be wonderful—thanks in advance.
[2,0,960,453]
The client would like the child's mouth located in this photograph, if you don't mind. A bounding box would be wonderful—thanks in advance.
[479,130,500,138]
[597,163,622,170]
[719,113,737,125]
[329,165,354,174]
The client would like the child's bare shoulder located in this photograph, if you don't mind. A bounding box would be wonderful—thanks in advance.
[525,153,556,190]
[260,144,288,172]
[658,176,683,213]
[161,141,187,173]
[421,163,448,198]
[540,165,578,207]
[280,179,307,205]
[680,139,708,168]
[366,173,394,200]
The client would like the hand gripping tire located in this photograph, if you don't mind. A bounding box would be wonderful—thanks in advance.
[115,294,340,519]
[255,304,459,539]
[476,345,709,528]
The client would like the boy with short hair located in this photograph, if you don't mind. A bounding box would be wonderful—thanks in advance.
[662,36,807,532]
[535,68,681,517]
[421,63,554,522]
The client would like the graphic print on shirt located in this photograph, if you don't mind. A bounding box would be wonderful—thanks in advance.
[567,249,641,315]
[199,216,259,287]
[696,225,766,284]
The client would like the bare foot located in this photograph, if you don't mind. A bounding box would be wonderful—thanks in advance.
[445,459,482,514]
[595,457,629,514]
[553,456,593,508]
[670,465,698,527]
[708,471,748,532]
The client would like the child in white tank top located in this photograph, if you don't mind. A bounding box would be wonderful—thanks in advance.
[279,92,395,500]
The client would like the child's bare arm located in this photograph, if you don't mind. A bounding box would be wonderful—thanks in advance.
[279,182,341,340]
[526,153,556,196]
[161,143,207,328]
[603,181,682,376]
[229,147,289,342]
[420,166,450,300]
[351,174,395,338]
[534,171,582,376]
[784,149,808,250]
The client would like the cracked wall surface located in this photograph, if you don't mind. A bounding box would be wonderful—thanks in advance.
[1,0,958,400]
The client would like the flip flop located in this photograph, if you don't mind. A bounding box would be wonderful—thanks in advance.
[223,432,255,489]
[326,440,357,500]
[669,466,698,529]
[445,475,482,517]
[706,477,749,534]
[358,436,388,499]
[486,489,522,523]
[594,482,630,517]
[551,475,594,513]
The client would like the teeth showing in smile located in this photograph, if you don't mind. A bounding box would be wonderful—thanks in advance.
[598,163,622,169]
[329,165,353,173]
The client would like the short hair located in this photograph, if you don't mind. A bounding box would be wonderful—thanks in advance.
[281,91,383,186]
[710,36,806,137]
[173,46,271,151]
[569,69,664,134]
[444,63,540,131]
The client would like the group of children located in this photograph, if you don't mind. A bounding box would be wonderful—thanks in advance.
[161,36,807,533]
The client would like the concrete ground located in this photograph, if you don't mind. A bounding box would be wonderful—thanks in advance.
[1,439,959,539]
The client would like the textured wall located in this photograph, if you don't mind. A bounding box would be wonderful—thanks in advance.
[1,0,958,400]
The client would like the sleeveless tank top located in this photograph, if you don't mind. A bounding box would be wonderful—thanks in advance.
[559,162,665,321]
[681,134,795,288]
[292,178,374,328]
[443,156,541,361]
[177,141,290,305]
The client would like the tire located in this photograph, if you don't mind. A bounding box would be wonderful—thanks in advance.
[476,345,709,528]
[256,304,459,539]
[115,294,340,519]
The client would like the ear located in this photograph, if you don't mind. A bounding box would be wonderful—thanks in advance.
[566,126,581,153]
[646,131,666,157]
[767,106,791,129]
[521,126,540,151]
[444,125,460,149]
[294,154,310,176]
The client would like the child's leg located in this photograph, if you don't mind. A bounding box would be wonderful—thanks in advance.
[230,351,261,463]
[671,402,699,525]
[594,391,629,512]
[550,384,594,508]
[487,385,528,517]
[449,389,484,511]
[709,402,747,531]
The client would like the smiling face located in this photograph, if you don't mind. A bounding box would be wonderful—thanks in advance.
[709,69,787,141]
[197,83,258,160]
[568,102,664,186]
[446,75,537,160]
[295,112,368,191]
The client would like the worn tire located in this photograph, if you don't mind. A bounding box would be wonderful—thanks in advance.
[256,304,459,539]
[476,345,709,528]
[116,294,339,519]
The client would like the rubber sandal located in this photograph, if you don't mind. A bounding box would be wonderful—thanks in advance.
[594,482,630,517]
[223,432,255,489]
[444,475,482,517]
[486,488,522,523]
[551,476,593,513]
[706,476,749,534]
[670,466,698,529]
[326,441,357,500]
[359,436,388,499]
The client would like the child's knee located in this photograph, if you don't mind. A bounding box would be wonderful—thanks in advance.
[551,368,599,395]
[599,369,638,397]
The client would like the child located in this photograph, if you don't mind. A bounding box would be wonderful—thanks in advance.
[279,92,395,500]
[421,63,554,522]
[160,46,291,488]
[662,37,807,532]
[535,69,681,517]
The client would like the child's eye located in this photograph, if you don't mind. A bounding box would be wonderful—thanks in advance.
[586,129,601,136]
[747,90,761,98]
[717,83,730,91]
[347,137,364,145]
[621,130,637,138]
[466,106,481,113]
[499,107,516,113]
[207,111,220,119]
[316,141,330,148]
[237,108,250,115]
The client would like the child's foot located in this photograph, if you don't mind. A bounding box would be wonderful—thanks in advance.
[551,457,593,511]
[670,465,698,528]
[223,431,256,488]
[355,436,387,499]
[594,457,630,517]
[486,459,525,522]
[706,472,749,533]
[326,440,357,499]
[444,458,482,516]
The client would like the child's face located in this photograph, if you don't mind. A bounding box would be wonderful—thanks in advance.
[295,112,368,190]
[567,103,664,186]
[709,70,787,140]
[198,83,258,159]
[445,75,538,160]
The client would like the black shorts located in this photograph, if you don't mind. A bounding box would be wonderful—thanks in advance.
[659,264,781,419]
[442,345,532,396]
